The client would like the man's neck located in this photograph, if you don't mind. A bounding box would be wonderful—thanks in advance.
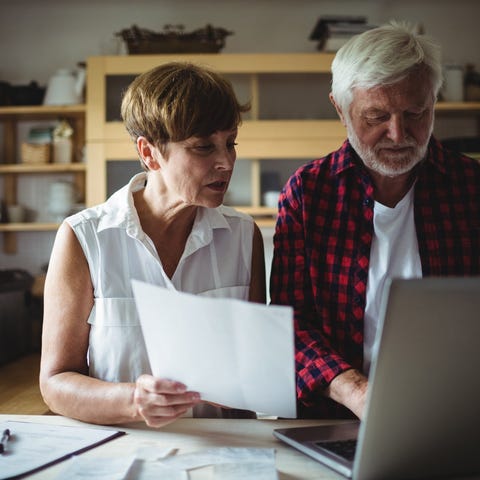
[369,169,417,208]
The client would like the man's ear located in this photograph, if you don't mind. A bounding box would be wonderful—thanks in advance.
[329,93,347,126]
[136,136,160,171]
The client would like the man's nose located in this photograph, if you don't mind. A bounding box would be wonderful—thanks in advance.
[386,115,406,143]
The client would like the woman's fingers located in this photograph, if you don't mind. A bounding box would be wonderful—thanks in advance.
[134,375,201,427]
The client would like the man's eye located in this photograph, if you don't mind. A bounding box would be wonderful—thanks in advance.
[227,142,238,150]
[366,115,388,124]
[407,111,424,119]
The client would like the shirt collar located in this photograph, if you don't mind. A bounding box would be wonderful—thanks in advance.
[331,139,362,176]
[182,205,232,258]
[97,172,146,234]
[424,136,448,175]
[97,172,232,249]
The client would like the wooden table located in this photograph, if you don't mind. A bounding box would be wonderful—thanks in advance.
[0,414,342,479]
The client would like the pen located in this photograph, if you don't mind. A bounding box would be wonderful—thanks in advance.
[0,428,11,454]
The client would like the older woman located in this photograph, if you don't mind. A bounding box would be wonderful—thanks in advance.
[40,63,266,427]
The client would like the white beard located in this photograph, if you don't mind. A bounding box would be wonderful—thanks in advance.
[346,120,433,178]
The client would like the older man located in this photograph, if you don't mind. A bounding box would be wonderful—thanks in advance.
[270,21,480,420]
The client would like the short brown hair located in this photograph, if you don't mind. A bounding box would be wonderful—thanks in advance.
[121,62,249,149]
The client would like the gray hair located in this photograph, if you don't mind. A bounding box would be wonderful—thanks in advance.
[330,21,443,113]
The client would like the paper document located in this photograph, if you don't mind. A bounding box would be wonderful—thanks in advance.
[0,421,124,480]
[160,447,278,480]
[132,280,296,418]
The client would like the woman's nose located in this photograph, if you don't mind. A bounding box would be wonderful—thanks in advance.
[215,149,236,170]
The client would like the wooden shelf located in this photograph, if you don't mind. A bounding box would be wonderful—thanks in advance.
[435,101,480,111]
[0,104,86,117]
[93,119,347,157]
[0,162,85,174]
[236,206,277,228]
[87,52,336,76]
[0,222,59,232]
[235,206,277,216]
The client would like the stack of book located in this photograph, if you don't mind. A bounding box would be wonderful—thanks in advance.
[309,15,376,52]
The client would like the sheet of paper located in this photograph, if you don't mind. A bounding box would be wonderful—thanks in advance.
[213,461,278,480]
[56,455,188,480]
[132,280,296,418]
[0,420,124,480]
[126,461,188,480]
[160,447,276,471]
[54,454,136,480]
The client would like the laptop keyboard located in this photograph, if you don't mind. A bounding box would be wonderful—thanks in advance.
[315,439,358,461]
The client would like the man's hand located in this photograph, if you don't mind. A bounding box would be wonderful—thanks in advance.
[324,369,368,419]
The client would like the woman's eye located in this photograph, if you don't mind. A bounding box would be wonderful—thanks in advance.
[194,144,214,152]
[227,142,238,150]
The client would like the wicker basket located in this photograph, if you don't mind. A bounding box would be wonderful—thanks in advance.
[117,24,233,55]
[21,142,51,164]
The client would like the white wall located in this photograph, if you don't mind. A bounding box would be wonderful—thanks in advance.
[1,0,479,277]
[1,0,479,84]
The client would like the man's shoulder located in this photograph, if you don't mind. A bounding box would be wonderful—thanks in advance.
[293,139,354,179]
[428,137,480,176]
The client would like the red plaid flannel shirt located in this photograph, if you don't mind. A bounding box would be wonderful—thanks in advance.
[270,137,480,419]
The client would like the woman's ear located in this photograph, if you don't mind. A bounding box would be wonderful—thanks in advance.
[136,136,160,171]
[329,93,347,126]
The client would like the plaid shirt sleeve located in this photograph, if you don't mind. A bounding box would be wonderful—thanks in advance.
[270,176,353,394]
[270,145,369,413]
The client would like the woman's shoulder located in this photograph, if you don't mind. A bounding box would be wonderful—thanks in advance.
[216,204,253,223]
[65,203,106,228]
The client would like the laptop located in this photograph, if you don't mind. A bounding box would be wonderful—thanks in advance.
[274,277,480,480]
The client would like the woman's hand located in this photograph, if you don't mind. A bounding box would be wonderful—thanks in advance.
[134,375,201,427]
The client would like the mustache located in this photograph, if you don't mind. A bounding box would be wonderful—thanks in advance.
[374,139,418,150]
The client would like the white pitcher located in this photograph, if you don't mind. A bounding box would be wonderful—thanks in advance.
[48,181,75,222]
[43,66,86,105]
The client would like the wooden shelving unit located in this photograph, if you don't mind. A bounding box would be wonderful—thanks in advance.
[1,58,479,255]
[85,54,480,228]
[85,53,344,219]
[0,104,86,253]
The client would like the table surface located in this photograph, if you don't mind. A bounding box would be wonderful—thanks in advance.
[0,414,344,479]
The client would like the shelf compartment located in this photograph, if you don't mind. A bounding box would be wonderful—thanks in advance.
[238,120,346,158]
[87,53,336,142]
[0,224,60,254]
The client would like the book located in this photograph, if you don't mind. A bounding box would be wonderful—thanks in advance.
[309,16,376,51]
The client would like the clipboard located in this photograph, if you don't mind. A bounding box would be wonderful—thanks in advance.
[0,420,125,479]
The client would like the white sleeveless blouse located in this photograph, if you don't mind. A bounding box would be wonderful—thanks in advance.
[66,173,254,384]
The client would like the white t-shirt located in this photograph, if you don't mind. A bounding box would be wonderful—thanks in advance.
[66,173,255,384]
[363,185,422,374]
